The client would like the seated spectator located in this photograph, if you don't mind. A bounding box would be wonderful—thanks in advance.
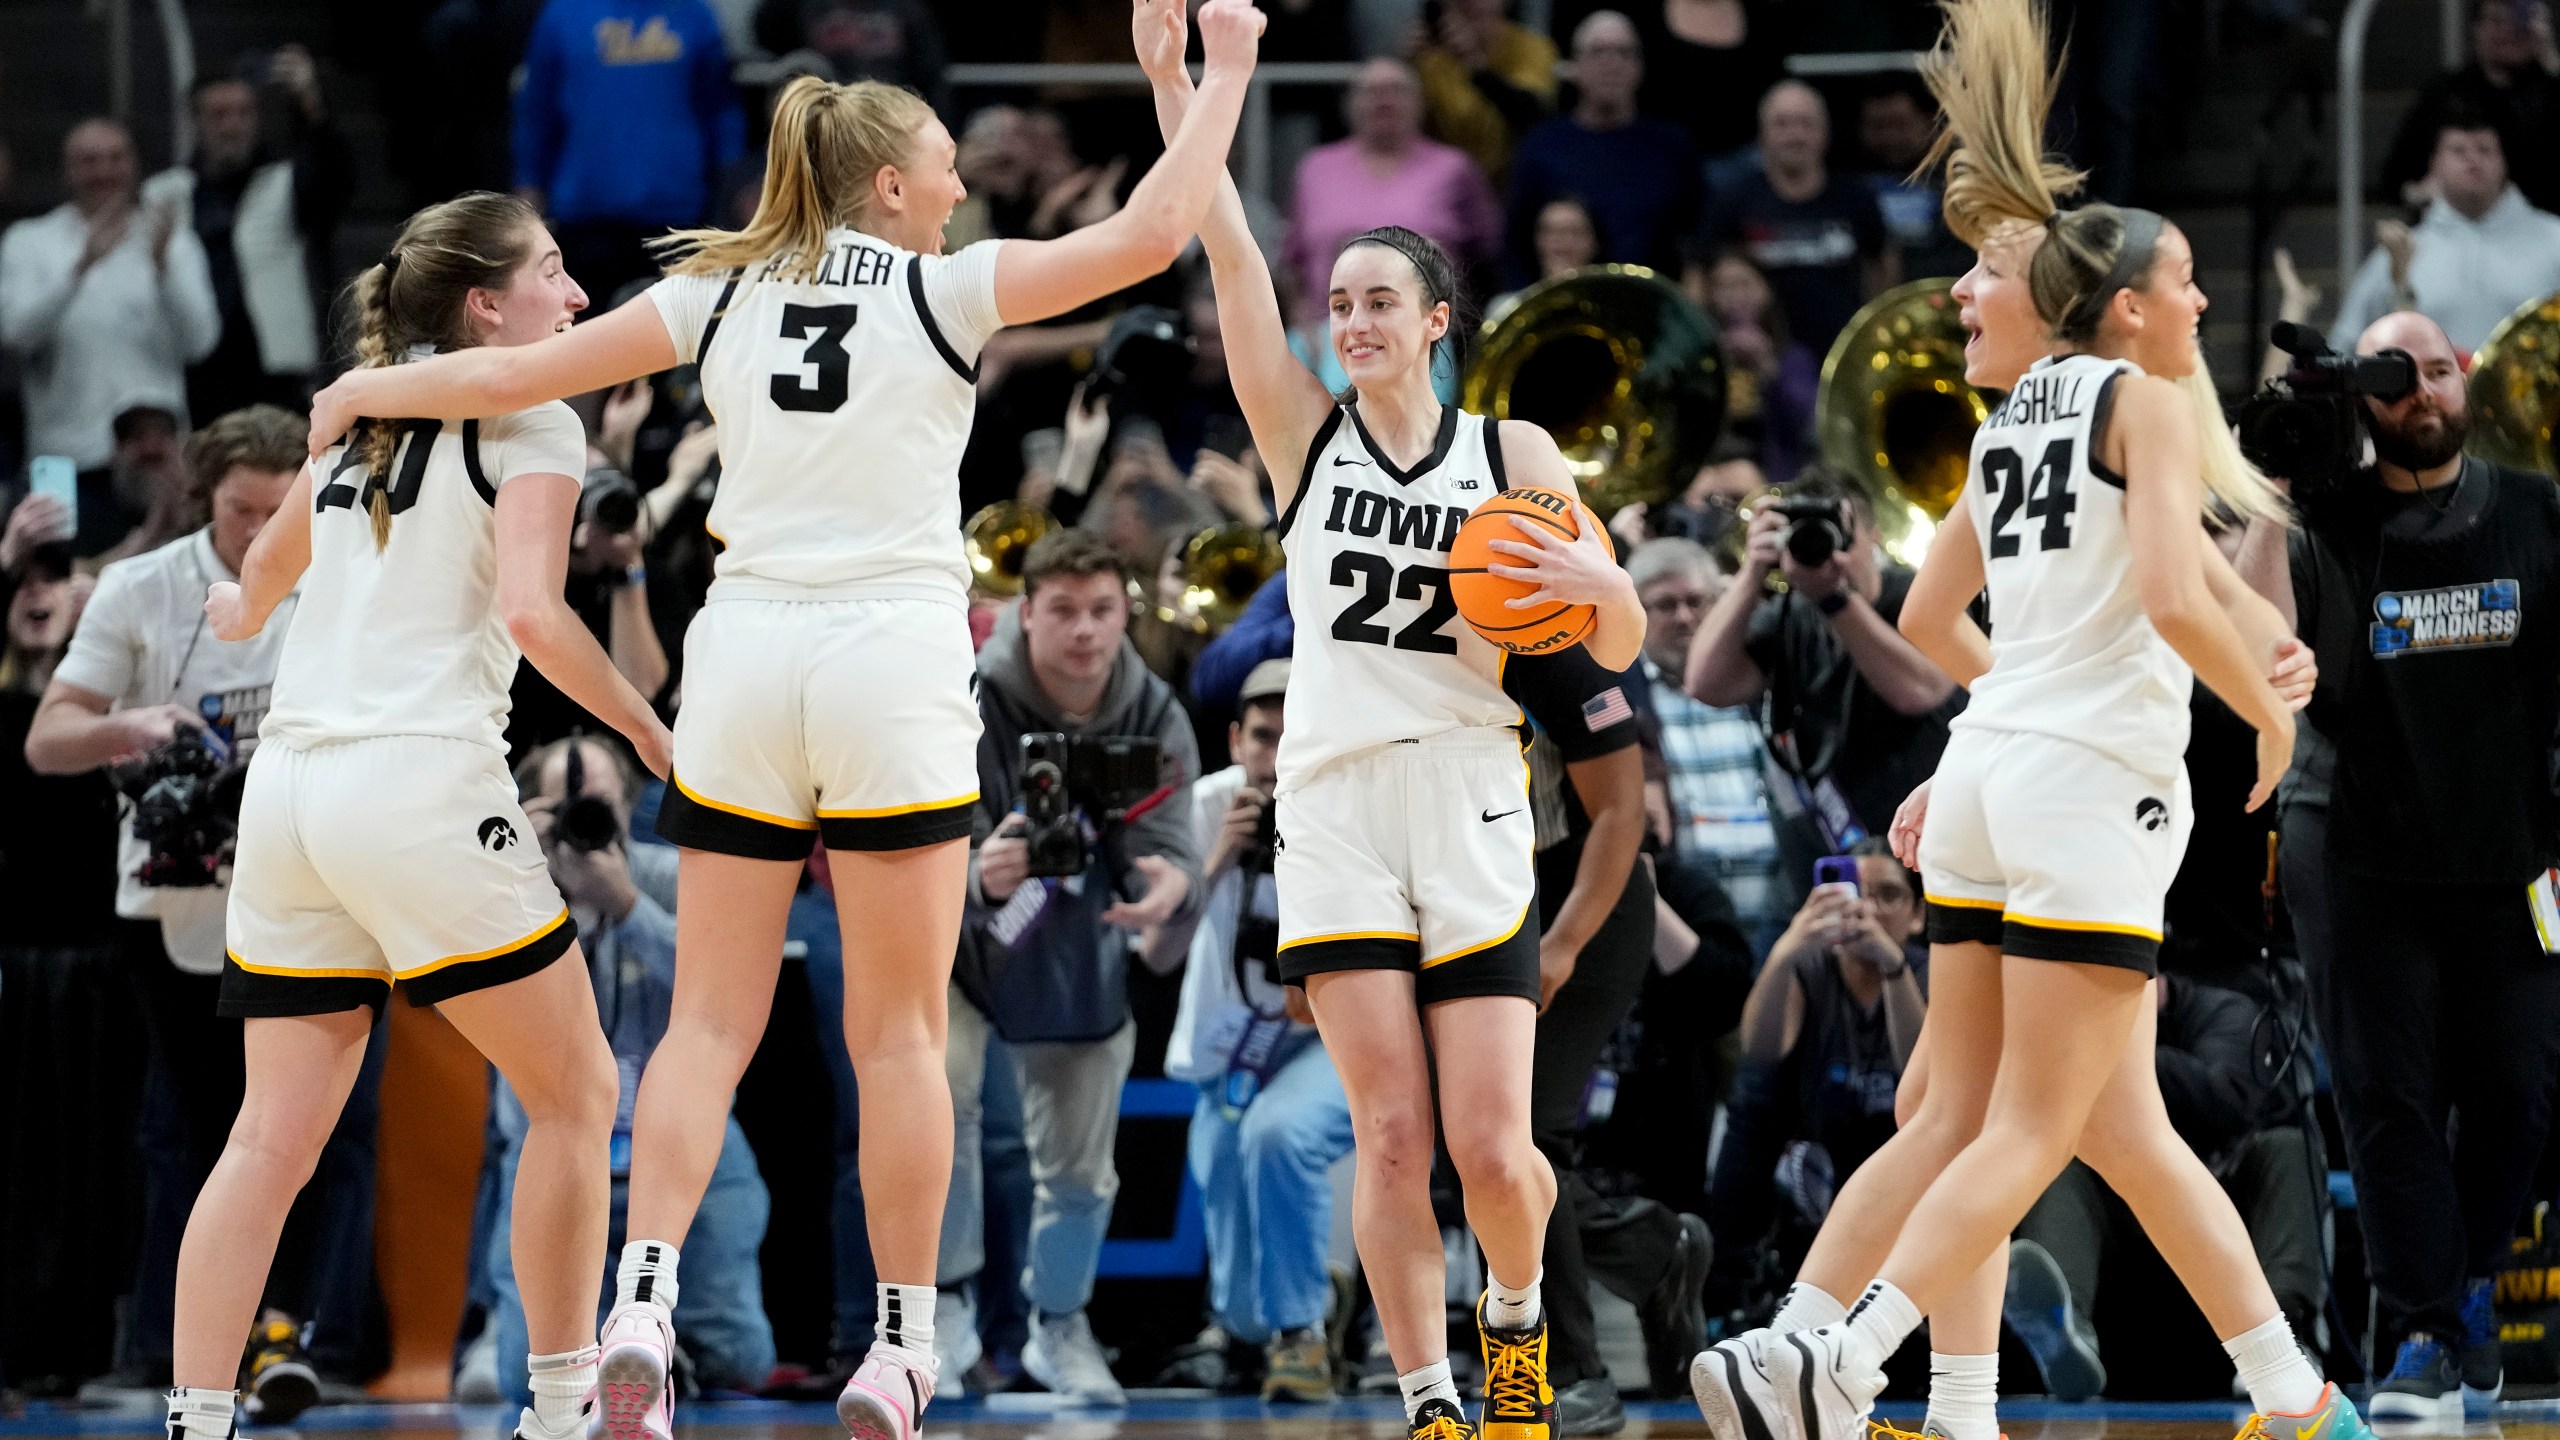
[1628,538,1782,944]
[88,404,193,569]
[1683,465,1959,886]
[1506,11,1701,286]
[0,119,219,475]
[1531,196,1602,281]
[1695,80,1898,351]
[2329,108,2560,352]
[1697,249,1816,483]
[944,530,1201,1404]
[1283,59,1503,328]
[144,46,354,422]
[1413,0,1557,182]
[513,0,745,309]
[481,737,775,1402]
[1856,77,1969,281]
[2004,975,2325,1402]
[1704,838,1924,1315]
[2381,0,2559,212]
[1155,660,1354,1401]
[1630,0,1788,165]
[753,0,949,111]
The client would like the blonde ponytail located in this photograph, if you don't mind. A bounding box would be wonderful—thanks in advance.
[1916,0,2083,249]
[658,77,934,282]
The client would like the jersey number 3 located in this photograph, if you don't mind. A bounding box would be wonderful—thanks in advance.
[771,304,858,413]
[1981,438,2079,557]
[1331,553,1460,653]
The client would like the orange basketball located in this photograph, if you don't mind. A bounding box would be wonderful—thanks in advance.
[1448,488,1612,655]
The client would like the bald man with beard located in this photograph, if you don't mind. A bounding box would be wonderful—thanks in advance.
[2275,309,2560,1422]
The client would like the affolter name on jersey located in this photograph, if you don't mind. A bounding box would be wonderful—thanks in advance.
[2370,578,2521,656]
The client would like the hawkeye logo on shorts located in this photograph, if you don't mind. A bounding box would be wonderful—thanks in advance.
[2371,580,2520,657]
[2135,797,2167,831]
[478,817,519,851]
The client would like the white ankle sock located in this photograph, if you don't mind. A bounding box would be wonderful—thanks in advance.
[2225,1314,2325,1416]
[1925,1351,2000,1440]
[1399,1360,1462,1421]
[1773,1282,1850,1335]
[878,1283,938,1358]
[1485,1268,1543,1330]
[1843,1281,1924,1373]
[614,1240,681,1315]
[166,1387,237,1440]
[527,1346,599,1435]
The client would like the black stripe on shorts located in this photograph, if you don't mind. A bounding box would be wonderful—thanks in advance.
[404,912,582,1006]
[655,776,820,862]
[218,960,391,1019]
[818,798,976,853]
[2002,917,2160,975]
[1926,899,2007,948]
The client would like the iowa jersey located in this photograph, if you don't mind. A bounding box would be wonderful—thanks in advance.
[262,402,590,753]
[1954,352,2194,774]
[647,231,1004,605]
[1275,405,1522,792]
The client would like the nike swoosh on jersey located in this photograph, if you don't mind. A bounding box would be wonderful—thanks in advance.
[1482,807,1521,822]
[1332,454,1370,466]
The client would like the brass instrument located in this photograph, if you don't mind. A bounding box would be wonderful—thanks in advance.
[963,501,1056,596]
[1814,278,1993,565]
[2467,290,2560,475]
[1176,521,1285,631]
[1462,265,1726,518]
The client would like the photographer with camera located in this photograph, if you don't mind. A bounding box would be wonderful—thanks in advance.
[943,528,1202,1404]
[1681,465,1962,917]
[481,737,775,1405]
[21,404,374,1413]
[2261,309,2560,1419]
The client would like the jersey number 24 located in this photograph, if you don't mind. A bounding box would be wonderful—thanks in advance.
[1980,438,2079,558]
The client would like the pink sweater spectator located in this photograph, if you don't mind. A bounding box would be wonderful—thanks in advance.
[1283,137,1502,323]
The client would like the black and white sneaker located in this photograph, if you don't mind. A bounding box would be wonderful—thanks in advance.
[1763,1326,1887,1440]
[1691,1332,1787,1440]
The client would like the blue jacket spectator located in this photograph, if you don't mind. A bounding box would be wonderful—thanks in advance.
[513,0,745,301]
[1506,11,1701,286]
[1191,570,1295,714]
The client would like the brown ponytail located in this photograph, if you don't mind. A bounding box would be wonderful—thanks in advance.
[658,77,934,283]
[342,191,542,548]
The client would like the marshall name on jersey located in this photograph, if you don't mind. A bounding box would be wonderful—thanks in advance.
[1276,405,1521,792]
[1953,351,2196,777]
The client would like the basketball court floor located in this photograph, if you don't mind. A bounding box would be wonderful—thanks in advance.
[6,1397,2558,1440]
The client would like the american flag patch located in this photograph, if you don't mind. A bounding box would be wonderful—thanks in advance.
[1581,687,1633,731]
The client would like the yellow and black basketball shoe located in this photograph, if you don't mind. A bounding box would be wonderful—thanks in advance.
[1477,1293,1556,1440]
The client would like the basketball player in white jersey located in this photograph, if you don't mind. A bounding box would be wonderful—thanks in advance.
[1686,6,2369,1440]
[1137,8,1640,1437]
[160,193,667,1440]
[302,9,1265,1438]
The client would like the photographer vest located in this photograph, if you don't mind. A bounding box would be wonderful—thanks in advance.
[262,399,589,754]
[1274,404,1523,793]
[1951,352,2195,778]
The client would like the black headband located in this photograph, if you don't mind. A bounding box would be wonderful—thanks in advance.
[1345,230,1447,307]
[2059,206,2165,338]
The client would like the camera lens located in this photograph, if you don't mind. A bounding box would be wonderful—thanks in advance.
[580,473,642,534]
[558,795,621,852]
[1786,519,1839,568]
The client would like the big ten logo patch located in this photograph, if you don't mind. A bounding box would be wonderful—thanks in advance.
[2371,579,2520,657]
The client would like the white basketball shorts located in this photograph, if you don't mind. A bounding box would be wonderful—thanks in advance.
[222,735,575,1016]
[1916,726,2193,974]
[1273,726,1540,1006]
[656,596,982,859]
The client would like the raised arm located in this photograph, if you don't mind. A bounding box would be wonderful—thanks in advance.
[1139,3,1335,510]
[305,297,679,456]
[1895,504,1993,688]
[2114,375,2291,806]
[496,473,674,777]
[203,466,314,641]
[990,0,1263,326]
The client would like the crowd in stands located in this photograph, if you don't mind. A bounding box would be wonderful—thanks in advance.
[4,0,2560,1433]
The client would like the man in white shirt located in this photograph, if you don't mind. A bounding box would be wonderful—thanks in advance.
[0,119,220,470]
[2331,110,2560,352]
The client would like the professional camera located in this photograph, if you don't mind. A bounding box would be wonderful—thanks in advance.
[2236,322,2417,491]
[555,743,621,854]
[108,731,248,888]
[578,467,642,535]
[1083,306,1193,419]
[1019,731,1166,880]
[1772,495,1854,568]
[1239,792,1279,876]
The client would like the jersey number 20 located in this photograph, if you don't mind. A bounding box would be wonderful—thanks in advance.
[771,304,857,413]
[1980,438,2079,557]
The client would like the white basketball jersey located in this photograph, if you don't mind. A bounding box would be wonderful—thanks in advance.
[648,231,1005,605]
[1276,405,1522,792]
[262,402,590,753]
[1953,352,2194,773]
